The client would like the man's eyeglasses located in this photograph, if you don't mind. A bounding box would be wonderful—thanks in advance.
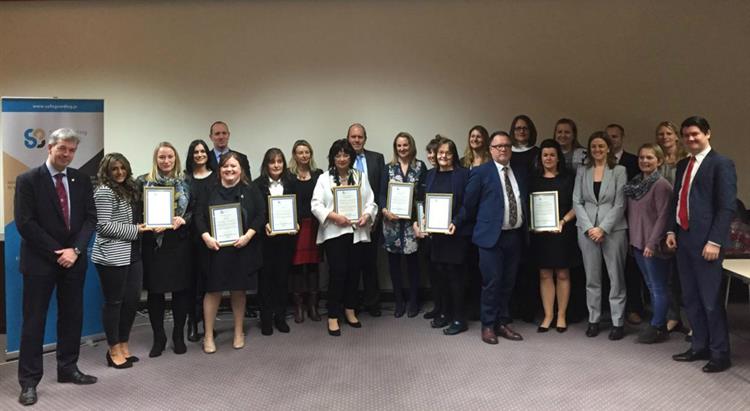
[490,144,512,150]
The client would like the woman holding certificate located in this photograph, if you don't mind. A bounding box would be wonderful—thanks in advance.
[624,143,673,343]
[195,152,265,352]
[380,132,427,318]
[311,139,378,336]
[136,142,193,357]
[573,132,628,341]
[414,138,472,335]
[92,153,148,368]
[529,139,577,333]
[254,148,297,335]
[288,140,323,323]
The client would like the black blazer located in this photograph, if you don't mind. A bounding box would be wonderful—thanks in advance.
[425,166,473,237]
[363,149,385,208]
[208,148,252,181]
[252,172,299,228]
[618,151,639,181]
[14,164,96,277]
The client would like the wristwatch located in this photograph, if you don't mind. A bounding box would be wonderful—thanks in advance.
[73,247,81,255]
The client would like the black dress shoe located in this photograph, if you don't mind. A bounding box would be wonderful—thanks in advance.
[275,317,291,333]
[702,358,731,373]
[327,319,341,336]
[127,355,140,363]
[394,304,406,318]
[672,348,710,362]
[537,325,550,333]
[608,326,625,341]
[585,322,600,337]
[367,306,382,317]
[261,314,274,336]
[495,324,523,341]
[430,315,450,328]
[407,304,419,318]
[556,326,568,333]
[58,370,97,385]
[187,321,201,342]
[107,351,133,369]
[19,386,37,406]
[423,308,440,319]
[443,321,468,335]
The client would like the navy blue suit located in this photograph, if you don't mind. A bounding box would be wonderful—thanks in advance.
[456,161,528,327]
[14,164,96,388]
[671,149,736,360]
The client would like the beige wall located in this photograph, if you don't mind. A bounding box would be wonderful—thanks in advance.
[2,0,749,231]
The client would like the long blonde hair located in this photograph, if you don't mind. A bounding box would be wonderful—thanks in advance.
[147,141,183,181]
[655,121,687,165]
[288,139,319,175]
[461,125,490,168]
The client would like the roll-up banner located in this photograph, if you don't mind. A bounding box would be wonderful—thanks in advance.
[2,97,105,356]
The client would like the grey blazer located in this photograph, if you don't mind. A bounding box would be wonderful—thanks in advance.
[573,164,628,234]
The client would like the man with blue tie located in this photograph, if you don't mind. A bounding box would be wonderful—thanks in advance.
[207,120,251,180]
[347,123,385,316]
[14,128,97,405]
[456,131,528,344]
[666,116,736,373]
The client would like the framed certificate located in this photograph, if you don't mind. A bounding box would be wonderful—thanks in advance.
[143,186,174,228]
[210,203,243,246]
[333,185,362,223]
[424,193,453,233]
[529,191,560,232]
[416,201,426,232]
[268,194,298,235]
[386,181,415,219]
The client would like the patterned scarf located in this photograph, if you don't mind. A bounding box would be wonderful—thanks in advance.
[624,171,661,200]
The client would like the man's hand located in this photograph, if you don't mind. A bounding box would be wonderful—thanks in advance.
[702,243,720,261]
[55,248,78,268]
[665,233,677,250]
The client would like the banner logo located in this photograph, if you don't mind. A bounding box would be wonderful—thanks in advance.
[23,128,46,149]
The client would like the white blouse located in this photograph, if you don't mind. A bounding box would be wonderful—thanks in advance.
[311,170,378,245]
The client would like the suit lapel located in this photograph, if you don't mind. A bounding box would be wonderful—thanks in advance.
[599,167,612,203]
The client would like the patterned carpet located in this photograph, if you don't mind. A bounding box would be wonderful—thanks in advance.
[1,304,749,410]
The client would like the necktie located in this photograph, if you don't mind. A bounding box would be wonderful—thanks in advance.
[355,154,365,173]
[54,173,70,229]
[504,167,518,227]
[677,157,695,230]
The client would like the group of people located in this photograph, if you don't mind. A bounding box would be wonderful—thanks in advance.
[13,115,737,406]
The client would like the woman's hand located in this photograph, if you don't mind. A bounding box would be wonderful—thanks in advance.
[172,216,186,230]
[152,226,167,234]
[643,247,654,258]
[234,229,256,248]
[382,209,398,222]
[327,212,351,227]
[137,223,151,233]
[447,223,456,236]
[357,213,371,228]
[201,232,220,251]
[413,221,427,238]
[265,223,273,236]
[587,227,605,243]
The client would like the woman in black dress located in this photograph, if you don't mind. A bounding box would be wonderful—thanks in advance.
[288,140,323,323]
[254,148,297,335]
[136,142,192,357]
[184,139,215,342]
[196,152,265,353]
[529,139,577,333]
[414,137,472,335]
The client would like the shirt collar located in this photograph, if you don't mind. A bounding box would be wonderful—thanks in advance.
[691,145,712,162]
[45,160,67,177]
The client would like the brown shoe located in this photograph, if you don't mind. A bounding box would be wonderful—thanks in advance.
[292,293,305,323]
[626,312,643,325]
[307,292,322,322]
[495,324,523,341]
[481,327,498,345]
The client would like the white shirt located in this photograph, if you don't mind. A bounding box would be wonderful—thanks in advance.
[494,161,523,230]
[675,145,711,228]
[614,150,624,163]
[268,178,284,196]
[310,170,378,244]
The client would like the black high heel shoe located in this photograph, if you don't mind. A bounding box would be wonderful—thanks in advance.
[345,317,362,328]
[149,334,167,358]
[107,351,133,369]
[328,319,341,336]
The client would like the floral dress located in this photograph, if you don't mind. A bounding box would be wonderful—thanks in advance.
[382,160,426,255]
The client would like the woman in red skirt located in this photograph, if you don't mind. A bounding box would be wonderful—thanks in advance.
[288,140,324,322]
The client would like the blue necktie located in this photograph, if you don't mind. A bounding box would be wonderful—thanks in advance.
[355,154,365,173]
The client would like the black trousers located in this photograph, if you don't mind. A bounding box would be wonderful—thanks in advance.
[260,236,295,319]
[387,252,420,309]
[95,262,143,346]
[435,263,465,322]
[359,226,381,308]
[147,290,190,340]
[325,234,366,318]
[18,272,84,389]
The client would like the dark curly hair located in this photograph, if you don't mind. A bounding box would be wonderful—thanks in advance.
[97,153,139,203]
[327,139,357,186]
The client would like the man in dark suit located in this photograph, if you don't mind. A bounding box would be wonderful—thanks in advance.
[347,123,385,316]
[606,123,645,326]
[14,128,97,405]
[456,131,528,344]
[207,121,252,180]
[666,116,736,373]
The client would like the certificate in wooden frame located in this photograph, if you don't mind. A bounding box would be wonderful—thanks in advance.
[529,191,560,232]
[268,194,298,235]
[143,186,175,228]
[386,181,415,219]
[332,185,362,223]
[209,202,243,247]
[424,193,453,234]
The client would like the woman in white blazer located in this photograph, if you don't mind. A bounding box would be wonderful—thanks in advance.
[573,132,628,341]
[311,139,378,336]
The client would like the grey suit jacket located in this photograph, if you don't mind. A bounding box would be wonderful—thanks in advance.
[573,164,628,234]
